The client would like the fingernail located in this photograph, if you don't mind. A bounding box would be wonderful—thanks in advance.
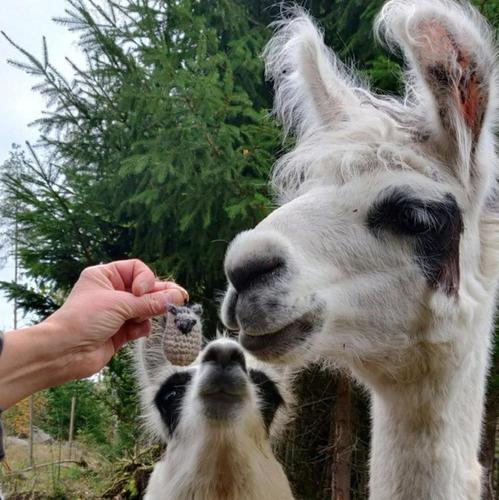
[170,283,189,301]
[164,289,185,305]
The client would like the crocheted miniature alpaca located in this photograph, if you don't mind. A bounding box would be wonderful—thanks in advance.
[161,304,203,366]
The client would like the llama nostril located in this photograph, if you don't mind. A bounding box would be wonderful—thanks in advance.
[227,256,285,293]
[202,344,247,372]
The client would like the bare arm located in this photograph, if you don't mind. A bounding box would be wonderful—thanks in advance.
[0,259,188,410]
[0,321,71,409]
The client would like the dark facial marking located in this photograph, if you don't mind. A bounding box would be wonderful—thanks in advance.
[249,369,284,431]
[154,371,192,435]
[367,186,463,296]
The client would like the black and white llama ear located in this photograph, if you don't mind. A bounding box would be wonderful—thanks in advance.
[263,8,360,139]
[376,0,496,185]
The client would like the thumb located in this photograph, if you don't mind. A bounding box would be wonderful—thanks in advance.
[124,288,185,319]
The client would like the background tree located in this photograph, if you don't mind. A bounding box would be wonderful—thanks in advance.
[1,0,497,497]
[42,380,111,447]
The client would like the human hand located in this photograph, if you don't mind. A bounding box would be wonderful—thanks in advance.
[44,259,188,381]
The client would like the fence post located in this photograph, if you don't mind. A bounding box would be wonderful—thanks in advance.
[28,395,34,467]
[68,396,76,460]
[331,374,352,500]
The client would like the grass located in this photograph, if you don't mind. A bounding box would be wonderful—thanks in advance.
[0,438,110,499]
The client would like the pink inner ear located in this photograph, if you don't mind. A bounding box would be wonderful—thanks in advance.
[416,20,455,64]
[416,19,484,135]
[459,68,483,135]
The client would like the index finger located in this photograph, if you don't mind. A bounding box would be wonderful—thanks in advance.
[108,259,156,296]
[152,280,189,300]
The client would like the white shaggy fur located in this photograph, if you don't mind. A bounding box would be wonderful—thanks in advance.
[221,1,499,499]
[135,336,293,500]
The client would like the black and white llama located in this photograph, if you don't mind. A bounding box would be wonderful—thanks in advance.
[135,305,293,500]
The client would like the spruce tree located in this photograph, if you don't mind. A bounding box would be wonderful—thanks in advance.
[1,0,497,495]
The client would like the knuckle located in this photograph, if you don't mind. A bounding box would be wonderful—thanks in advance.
[80,266,94,278]
[144,294,162,314]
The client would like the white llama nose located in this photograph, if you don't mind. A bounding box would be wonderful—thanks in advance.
[201,341,247,372]
[224,230,289,294]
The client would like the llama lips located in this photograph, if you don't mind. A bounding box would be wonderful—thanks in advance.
[198,372,249,420]
[239,316,314,360]
[198,372,247,400]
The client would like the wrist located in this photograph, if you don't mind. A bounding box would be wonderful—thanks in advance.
[0,320,73,409]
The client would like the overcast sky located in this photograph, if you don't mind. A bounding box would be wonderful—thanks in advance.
[0,1,86,330]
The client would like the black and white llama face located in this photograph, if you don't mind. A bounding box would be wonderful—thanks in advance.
[221,0,498,378]
[150,338,287,440]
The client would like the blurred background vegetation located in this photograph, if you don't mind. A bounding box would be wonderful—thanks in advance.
[0,0,497,498]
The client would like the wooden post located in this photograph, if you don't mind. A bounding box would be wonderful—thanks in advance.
[28,395,34,467]
[68,396,76,460]
[480,379,498,500]
[480,355,499,500]
[331,374,353,500]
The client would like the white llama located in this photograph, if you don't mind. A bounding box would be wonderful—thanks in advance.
[221,1,499,499]
[135,321,293,500]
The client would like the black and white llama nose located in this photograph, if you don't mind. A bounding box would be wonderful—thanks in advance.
[202,341,247,372]
[224,230,288,293]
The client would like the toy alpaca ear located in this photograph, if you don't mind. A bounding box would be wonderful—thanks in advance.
[377,0,495,188]
[263,8,360,139]
[191,303,203,316]
[167,304,179,316]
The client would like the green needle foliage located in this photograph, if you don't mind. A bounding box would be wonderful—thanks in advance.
[0,0,426,320]
[2,0,282,320]
[0,0,497,495]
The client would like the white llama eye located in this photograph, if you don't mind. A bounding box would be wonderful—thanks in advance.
[399,207,432,234]
[367,186,458,238]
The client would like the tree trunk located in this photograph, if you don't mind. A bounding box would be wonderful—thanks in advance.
[331,374,352,500]
[480,382,498,500]
[28,395,34,467]
[68,396,77,460]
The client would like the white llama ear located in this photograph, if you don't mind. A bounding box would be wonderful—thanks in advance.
[263,8,361,139]
[376,0,497,187]
[136,324,170,385]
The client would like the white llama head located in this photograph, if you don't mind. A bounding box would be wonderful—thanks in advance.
[135,332,293,500]
[136,336,289,442]
[221,0,499,383]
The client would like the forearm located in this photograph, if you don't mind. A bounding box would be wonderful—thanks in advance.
[0,321,71,409]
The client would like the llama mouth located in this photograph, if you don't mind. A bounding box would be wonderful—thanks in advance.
[239,315,315,360]
[198,370,248,399]
[201,390,247,420]
[201,391,245,404]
